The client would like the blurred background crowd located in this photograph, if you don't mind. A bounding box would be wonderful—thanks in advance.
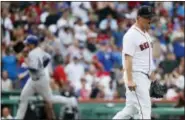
[1,1,184,104]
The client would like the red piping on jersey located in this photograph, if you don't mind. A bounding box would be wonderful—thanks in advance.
[133,27,151,75]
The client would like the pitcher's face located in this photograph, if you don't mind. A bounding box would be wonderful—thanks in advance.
[141,17,152,31]
[138,16,152,31]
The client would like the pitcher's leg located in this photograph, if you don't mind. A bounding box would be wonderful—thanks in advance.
[112,104,138,119]
[134,85,151,119]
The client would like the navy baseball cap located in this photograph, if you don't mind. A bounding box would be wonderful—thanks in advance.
[24,35,39,46]
[137,5,155,19]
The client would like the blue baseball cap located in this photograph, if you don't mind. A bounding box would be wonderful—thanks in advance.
[24,35,39,46]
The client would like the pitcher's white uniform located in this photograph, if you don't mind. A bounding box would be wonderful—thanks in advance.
[16,46,77,119]
[113,25,154,119]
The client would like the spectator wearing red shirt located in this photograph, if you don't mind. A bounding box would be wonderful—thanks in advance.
[53,64,67,88]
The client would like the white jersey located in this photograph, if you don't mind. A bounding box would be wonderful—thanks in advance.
[27,47,51,80]
[122,25,155,75]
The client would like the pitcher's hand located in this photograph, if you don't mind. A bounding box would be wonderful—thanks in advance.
[127,80,136,91]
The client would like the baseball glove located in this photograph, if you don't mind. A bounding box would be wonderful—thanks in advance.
[150,80,167,98]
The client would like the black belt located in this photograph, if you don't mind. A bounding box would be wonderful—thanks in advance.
[133,71,150,79]
[32,77,40,81]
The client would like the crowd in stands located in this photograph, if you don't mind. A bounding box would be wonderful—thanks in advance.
[1,2,184,103]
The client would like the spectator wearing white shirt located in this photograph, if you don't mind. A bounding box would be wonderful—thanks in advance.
[173,66,184,90]
[42,30,63,57]
[78,42,93,63]
[65,54,85,92]
[84,64,98,90]
[74,18,89,42]
[165,86,179,100]
[99,14,118,31]
[1,71,12,91]
[1,8,14,46]
[71,2,92,23]
[57,9,75,29]
[58,26,74,46]
[67,40,81,60]
[40,4,50,24]
[1,107,13,119]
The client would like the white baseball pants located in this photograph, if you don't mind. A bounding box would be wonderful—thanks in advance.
[113,72,151,119]
[15,76,72,119]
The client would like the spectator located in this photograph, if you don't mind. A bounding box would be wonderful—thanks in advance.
[90,82,105,99]
[174,89,185,108]
[12,26,25,42]
[96,84,105,99]
[165,85,179,101]
[112,20,125,48]
[95,2,117,23]
[57,9,74,29]
[78,78,91,100]
[1,107,13,119]
[1,7,14,46]
[173,68,184,90]
[1,71,13,91]
[53,49,64,67]
[84,64,98,88]
[58,26,74,46]
[86,21,98,53]
[92,55,104,72]
[111,45,122,68]
[2,48,18,81]
[113,67,126,98]
[53,62,68,88]
[152,39,163,66]
[86,12,98,27]
[96,72,112,99]
[99,14,118,31]
[44,3,61,27]
[172,37,184,59]
[159,52,179,74]
[67,40,81,60]
[71,2,92,23]
[42,30,62,56]
[78,42,93,63]
[65,54,85,92]
[96,41,114,72]
[86,34,98,53]
[74,17,89,42]
[40,3,50,24]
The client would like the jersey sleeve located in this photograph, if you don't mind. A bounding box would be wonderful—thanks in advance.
[123,34,136,56]
[42,52,51,68]
[43,52,52,60]
[27,54,40,70]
